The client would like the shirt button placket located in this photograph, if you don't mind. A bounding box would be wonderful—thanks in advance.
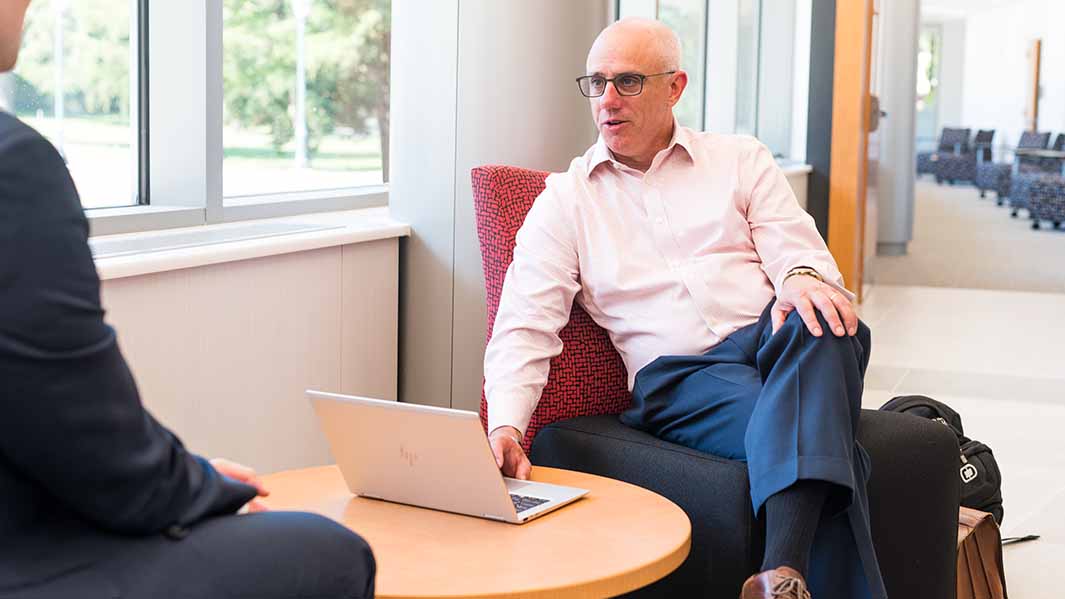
[646,185,677,268]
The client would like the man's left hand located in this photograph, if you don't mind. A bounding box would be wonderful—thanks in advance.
[211,458,271,513]
[772,274,857,337]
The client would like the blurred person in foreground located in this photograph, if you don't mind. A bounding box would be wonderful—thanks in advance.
[0,2,374,597]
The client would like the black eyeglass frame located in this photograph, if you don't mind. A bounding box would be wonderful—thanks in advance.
[575,71,677,98]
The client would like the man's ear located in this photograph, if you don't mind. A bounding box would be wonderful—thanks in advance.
[669,71,689,107]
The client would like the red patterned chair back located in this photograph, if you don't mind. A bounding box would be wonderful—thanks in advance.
[471,165,631,449]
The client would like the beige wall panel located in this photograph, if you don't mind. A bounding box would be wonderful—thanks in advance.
[341,240,399,401]
[98,243,398,474]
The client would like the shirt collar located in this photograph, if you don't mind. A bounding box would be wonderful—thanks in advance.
[587,118,694,178]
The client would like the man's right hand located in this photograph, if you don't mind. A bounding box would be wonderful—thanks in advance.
[489,426,532,480]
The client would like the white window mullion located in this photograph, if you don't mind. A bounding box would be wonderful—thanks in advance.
[145,1,210,220]
[205,0,224,223]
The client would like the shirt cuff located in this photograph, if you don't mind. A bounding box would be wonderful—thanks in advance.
[485,391,539,439]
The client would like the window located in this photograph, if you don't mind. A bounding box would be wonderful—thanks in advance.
[616,0,706,130]
[222,0,390,204]
[657,0,707,130]
[619,0,811,161]
[5,0,137,209]
[915,25,942,152]
[733,0,760,136]
[3,1,390,235]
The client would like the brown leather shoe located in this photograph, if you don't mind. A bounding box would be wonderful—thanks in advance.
[740,566,811,599]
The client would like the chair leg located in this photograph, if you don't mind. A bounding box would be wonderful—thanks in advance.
[979,190,986,198]
[1011,209,1019,217]
[1053,221,1061,230]
[1031,220,1041,230]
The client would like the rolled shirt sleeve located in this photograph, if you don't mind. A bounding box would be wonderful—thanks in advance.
[483,178,582,437]
[742,140,855,302]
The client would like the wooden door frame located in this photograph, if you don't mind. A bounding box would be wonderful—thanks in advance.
[827,0,875,302]
[1026,39,1041,131]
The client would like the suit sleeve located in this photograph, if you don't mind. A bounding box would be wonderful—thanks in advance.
[0,124,256,535]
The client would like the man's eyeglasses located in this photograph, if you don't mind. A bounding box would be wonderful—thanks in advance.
[575,71,676,98]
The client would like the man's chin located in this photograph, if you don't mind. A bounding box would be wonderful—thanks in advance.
[601,133,627,154]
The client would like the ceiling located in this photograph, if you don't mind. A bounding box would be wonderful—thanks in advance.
[920,0,1017,20]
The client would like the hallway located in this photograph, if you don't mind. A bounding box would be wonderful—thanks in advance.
[873,179,1065,293]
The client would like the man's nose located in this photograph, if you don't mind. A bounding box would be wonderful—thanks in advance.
[599,81,623,108]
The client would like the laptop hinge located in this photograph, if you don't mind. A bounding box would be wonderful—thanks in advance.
[481,514,507,521]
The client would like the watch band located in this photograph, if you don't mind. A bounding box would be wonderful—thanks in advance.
[783,266,824,284]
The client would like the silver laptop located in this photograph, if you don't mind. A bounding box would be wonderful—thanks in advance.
[307,390,588,524]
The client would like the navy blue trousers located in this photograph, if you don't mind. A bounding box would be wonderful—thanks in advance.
[620,301,887,599]
[3,512,375,599]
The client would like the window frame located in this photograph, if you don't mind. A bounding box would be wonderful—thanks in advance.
[87,0,389,237]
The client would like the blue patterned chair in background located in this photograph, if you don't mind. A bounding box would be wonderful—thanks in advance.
[1007,131,1054,217]
[934,129,994,185]
[1028,175,1065,229]
[1026,135,1065,229]
[916,127,969,179]
[1034,133,1065,173]
[976,131,1049,206]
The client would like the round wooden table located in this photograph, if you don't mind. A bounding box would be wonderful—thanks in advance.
[261,465,691,599]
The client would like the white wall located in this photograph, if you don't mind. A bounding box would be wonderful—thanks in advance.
[1040,2,1065,136]
[390,1,609,413]
[936,20,965,129]
[960,0,1065,147]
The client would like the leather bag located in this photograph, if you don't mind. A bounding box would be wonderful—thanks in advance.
[957,506,1008,599]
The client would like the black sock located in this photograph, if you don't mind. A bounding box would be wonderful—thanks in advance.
[761,480,832,575]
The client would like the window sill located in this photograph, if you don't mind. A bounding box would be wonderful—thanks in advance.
[778,161,813,176]
[92,207,410,281]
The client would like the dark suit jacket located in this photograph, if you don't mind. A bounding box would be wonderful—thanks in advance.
[0,112,257,591]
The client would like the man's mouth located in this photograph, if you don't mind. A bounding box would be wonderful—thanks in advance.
[602,119,627,130]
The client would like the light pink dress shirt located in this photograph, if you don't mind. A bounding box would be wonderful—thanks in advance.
[484,125,852,436]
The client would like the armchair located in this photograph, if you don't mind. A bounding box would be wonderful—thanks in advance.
[976,130,1051,206]
[1027,134,1065,228]
[472,165,960,598]
[936,128,994,185]
[917,127,970,180]
[1006,130,1052,216]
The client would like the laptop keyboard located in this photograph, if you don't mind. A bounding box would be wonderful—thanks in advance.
[510,493,550,513]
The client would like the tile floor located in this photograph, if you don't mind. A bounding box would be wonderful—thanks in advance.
[859,284,1065,598]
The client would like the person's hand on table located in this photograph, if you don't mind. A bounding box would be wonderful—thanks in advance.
[489,426,532,480]
[211,458,271,513]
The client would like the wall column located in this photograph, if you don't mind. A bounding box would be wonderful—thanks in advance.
[390,1,610,411]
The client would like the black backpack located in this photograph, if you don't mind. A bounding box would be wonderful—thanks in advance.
[879,395,1004,524]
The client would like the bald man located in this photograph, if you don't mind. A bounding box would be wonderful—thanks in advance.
[484,18,886,599]
[1,3,374,597]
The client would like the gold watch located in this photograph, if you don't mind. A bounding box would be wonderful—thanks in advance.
[784,266,823,283]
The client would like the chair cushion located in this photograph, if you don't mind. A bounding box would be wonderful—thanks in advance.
[530,415,758,598]
[1029,175,1065,222]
